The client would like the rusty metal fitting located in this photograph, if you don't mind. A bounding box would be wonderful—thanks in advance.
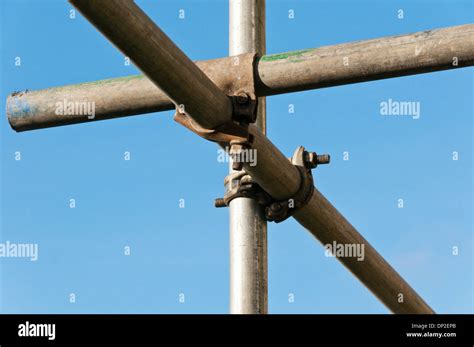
[303,151,331,169]
[215,171,271,208]
[214,197,227,208]
[227,54,259,124]
[316,154,330,165]
[229,139,252,171]
[265,146,330,223]
[216,146,330,224]
[230,93,257,124]
[235,92,250,105]
[174,53,259,145]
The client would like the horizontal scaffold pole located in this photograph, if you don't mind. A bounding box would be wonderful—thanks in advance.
[67,0,435,313]
[256,23,474,95]
[7,23,474,132]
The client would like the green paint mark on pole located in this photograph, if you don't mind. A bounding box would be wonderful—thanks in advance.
[260,48,314,62]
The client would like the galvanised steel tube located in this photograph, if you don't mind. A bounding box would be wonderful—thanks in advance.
[11,0,437,313]
[256,24,474,96]
[228,0,268,314]
[68,0,233,130]
[243,127,435,314]
[7,24,474,132]
[293,190,435,314]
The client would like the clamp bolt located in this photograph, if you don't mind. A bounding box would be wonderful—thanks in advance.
[316,154,330,165]
[214,198,226,208]
[232,161,243,171]
[236,92,250,105]
[230,141,247,171]
[304,152,330,169]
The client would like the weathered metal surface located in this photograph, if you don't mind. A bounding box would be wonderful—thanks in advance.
[227,53,258,124]
[6,75,169,131]
[265,146,316,223]
[241,126,435,313]
[69,0,233,130]
[173,109,251,146]
[228,0,268,314]
[293,190,435,314]
[257,24,474,95]
[6,54,256,131]
[7,24,474,131]
[214,171,271,208]
[10,0,441,313]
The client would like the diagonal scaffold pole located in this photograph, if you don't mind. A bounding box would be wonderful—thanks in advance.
[7,24,474,132]
[65,0,437,313]
[228,0,268,314]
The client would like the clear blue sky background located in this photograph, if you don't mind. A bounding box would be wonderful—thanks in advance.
[0,0,472,313]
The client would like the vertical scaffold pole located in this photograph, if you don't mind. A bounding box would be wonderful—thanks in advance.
[229,0,268,314]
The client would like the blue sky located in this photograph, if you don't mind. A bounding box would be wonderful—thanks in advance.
[0,0,472,313]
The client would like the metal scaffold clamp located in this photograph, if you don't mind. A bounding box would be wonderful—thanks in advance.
[215,146,330,223]
[214,171,272,209]
[173,53,259,171]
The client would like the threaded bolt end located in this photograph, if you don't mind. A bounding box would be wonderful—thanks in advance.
[316,154,330,165]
